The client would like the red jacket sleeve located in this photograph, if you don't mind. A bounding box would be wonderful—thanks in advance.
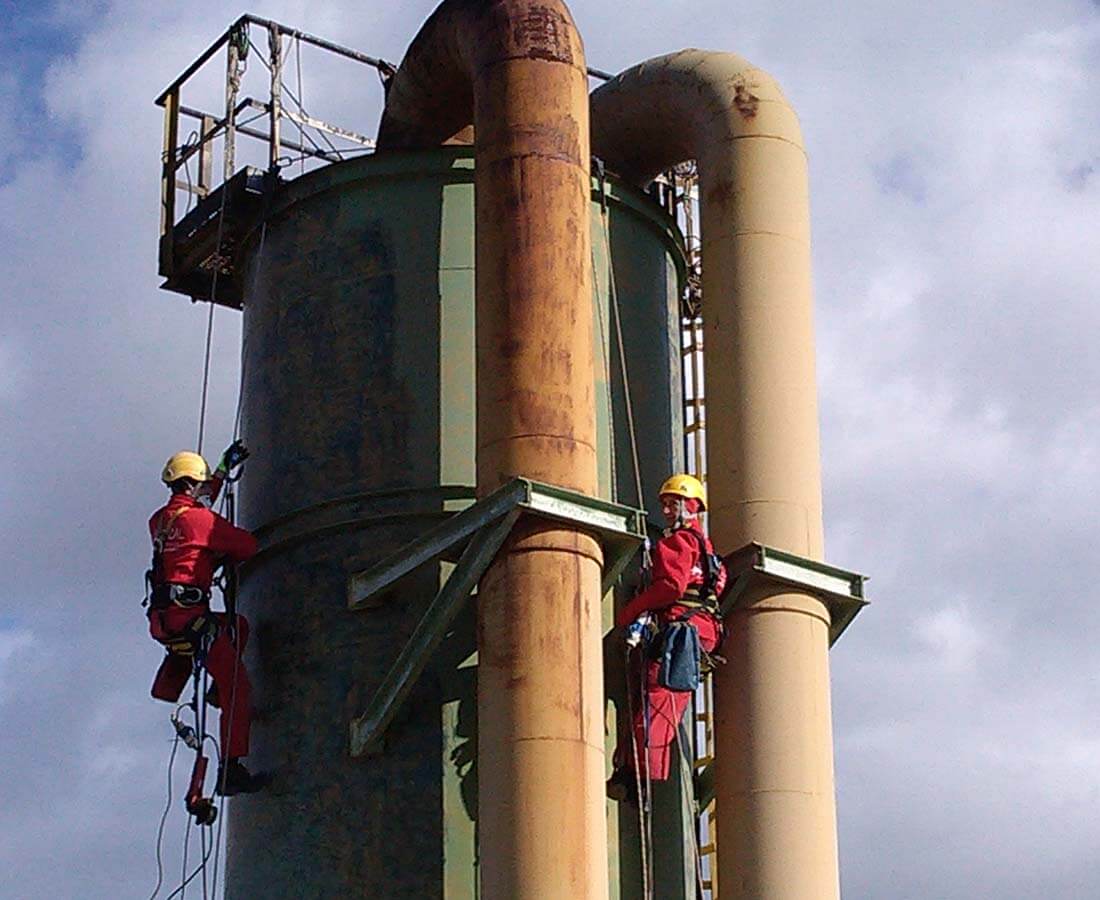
[206,511,258,563]
[616,530,699,627]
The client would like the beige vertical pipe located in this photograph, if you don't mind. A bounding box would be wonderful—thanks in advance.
[591,51,839,899]
[379,2,607,897]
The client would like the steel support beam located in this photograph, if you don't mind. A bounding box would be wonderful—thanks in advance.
[719,542,867,647]
[690,544,867,810]
[346,479,529,612]
[350,509,521,756]
[345,477,645,759]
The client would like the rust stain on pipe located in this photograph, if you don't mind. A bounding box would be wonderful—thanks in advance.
[733,80,760,119]
[380,3,606,897]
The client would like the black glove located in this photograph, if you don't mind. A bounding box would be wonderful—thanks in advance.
[219,439,250,474]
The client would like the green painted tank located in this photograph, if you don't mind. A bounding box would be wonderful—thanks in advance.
[228,147,686,898]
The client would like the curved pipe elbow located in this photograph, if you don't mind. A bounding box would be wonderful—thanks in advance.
[592,49,822,556]
[378,0,588,151]
[589,49,805,186]
[376,0,598,496]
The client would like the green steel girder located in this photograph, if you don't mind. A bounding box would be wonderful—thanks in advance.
[719,542,867,647]
[347,477,647,757]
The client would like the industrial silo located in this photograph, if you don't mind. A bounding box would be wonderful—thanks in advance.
[227,144,686,896]
[155,3,865,897]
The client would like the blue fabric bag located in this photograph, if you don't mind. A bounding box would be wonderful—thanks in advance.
[657,621,701,692]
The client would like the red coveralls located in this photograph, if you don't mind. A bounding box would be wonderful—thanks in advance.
[615,526,726,781]
[148,494,258,759]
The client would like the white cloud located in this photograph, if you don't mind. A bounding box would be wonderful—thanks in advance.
[913,604,986,670]
[0,338,24,401]
[3,1,1100,897]
[0,627,34,700]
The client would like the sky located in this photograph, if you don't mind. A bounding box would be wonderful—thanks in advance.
[1,0,1099,897]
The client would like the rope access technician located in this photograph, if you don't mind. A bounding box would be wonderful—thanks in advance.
[146,443,265,795]
[607,473,727,802]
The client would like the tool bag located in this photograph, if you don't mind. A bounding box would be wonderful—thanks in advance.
[656,619,702,692]
[654,528,726,691]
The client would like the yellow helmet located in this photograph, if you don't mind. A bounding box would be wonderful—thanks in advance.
[658,473,706,510]
[162,451,211,484]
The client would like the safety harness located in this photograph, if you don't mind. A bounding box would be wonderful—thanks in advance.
[673,527,723,617]
[652,526,726,691]
[144,505,216,655]
[145,502,224,830]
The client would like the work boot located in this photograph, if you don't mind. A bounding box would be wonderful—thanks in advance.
[216,759,269,796]
[605,767,638,804]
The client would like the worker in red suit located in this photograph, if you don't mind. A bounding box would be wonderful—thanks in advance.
[607,473,727,801]
[147,443,265,795]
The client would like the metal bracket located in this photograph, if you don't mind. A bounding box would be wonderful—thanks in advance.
[718,542,868,647]
[347,477,646,757]
[691,545,867,811]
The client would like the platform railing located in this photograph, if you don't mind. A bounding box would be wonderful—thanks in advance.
[154,15,393,286]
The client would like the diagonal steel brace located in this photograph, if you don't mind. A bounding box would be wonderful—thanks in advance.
[346,478,529,612]
[346,477,646,756]
[349,509,520,756]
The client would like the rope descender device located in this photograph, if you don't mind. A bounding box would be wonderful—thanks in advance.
[185,754,218,826]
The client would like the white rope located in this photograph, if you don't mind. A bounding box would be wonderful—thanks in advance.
[295,35,306,178]
[598,192,645,510]
[591,235,617,498]
[147,734,182,900]
[678,719,707,898]
[625,647,653,900]
[231,221,268,443]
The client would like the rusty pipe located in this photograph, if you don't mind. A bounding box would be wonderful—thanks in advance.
[380,3,606,897]
[592,51,838,899]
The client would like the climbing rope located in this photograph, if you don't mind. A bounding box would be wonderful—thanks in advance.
[179,817,192,899]
[147,733,182,900]
[624,646,646,897]
[640,667,655,898]
[148,686,217,900]
[596,169,645,512]
[209,477,245,898]
[181,651,214,898]
[208,633,241,897]
[231,220,268,443]
[295,35,306,178]
[163,835,216,900]
[597,158,658,895]
[590,209,618,498]
[677,720,707,898]
[194,174,230,458]
[194,25,249,457]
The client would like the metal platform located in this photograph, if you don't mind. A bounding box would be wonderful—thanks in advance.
[346,477,647,756]
[719,542,867,647]
[159,167,270,306]
[155,15,393,306]
[692,543,868,809]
